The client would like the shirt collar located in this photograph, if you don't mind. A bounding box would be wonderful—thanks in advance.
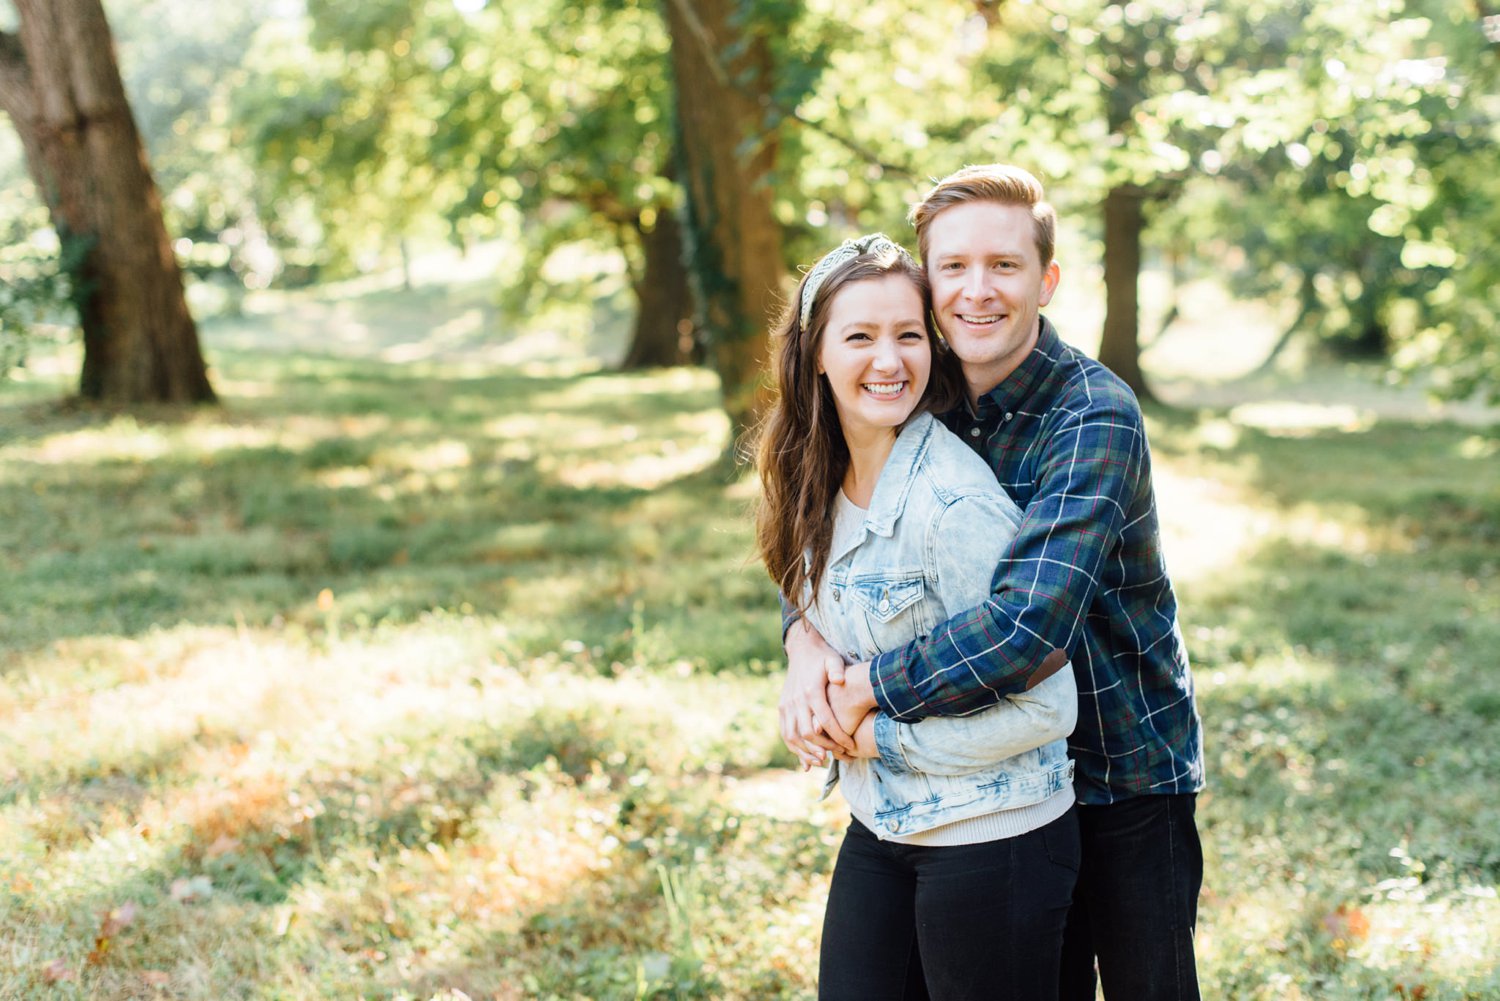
[973,314,1061,415]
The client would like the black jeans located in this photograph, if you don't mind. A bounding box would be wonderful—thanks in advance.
[819,808,1079,1001]
[1058,793,1203,1001]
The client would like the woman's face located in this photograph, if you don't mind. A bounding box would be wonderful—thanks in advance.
[816,274,932,446]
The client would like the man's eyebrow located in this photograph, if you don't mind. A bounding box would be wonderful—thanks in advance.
[932,249,1027,259]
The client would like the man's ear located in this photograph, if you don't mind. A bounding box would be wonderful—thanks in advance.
[1039,260,1061,307]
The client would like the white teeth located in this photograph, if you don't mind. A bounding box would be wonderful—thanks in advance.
[863,382,905,396]
[959,313,1002,324]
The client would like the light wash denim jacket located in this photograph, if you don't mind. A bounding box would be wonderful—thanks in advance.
[802,412,1076,839]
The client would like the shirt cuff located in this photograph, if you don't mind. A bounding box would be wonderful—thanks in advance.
[873,713,915,775]
[870,648,925,722]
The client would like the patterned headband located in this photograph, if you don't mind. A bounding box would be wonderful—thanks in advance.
[799,232,907,330]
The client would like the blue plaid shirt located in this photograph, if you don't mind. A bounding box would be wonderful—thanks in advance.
[869,317,1204,805]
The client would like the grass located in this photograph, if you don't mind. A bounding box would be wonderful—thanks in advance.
[1,276,1497,999]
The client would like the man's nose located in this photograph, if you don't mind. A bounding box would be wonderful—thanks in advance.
[964,269,991,300]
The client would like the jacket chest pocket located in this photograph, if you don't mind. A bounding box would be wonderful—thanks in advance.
[849,571,931,655]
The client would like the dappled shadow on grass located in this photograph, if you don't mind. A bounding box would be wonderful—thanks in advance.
[2,653,814,997]
[0,354,779,673]
[1148,407,1500,995]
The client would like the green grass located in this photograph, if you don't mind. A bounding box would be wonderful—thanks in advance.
[1,294,1497,998]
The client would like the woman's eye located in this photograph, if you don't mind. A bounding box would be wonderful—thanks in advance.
[899,330,925,340]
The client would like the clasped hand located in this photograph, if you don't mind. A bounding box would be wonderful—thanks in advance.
[778,620,880,770]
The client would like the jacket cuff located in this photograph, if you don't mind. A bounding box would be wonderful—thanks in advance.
[779,593,800,646]
[873,713,915,775]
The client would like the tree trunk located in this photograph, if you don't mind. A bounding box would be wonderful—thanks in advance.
[1094,0,1152,402]
[621,207,698,369]
[1097,185,1153,401]
[662,0,784,439]
[0,0,214,404]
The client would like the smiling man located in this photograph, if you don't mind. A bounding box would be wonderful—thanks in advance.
[781,165,1206,1000]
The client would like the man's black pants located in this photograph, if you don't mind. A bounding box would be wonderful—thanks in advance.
[1058,793,1203,1001]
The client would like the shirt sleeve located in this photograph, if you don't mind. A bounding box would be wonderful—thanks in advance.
[872,667,1077,775]
[869,394,1148,721]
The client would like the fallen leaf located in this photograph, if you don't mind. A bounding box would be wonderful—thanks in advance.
[100,901,137,938]
[88,901,139,964]
[41,959,75,983]
[1321,904,1371,941]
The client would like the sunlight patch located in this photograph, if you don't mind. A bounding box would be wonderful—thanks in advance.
[549,440,722,490]
[1229,401,1376,436]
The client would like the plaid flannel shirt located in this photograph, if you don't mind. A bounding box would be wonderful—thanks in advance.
[869,317,1204,805]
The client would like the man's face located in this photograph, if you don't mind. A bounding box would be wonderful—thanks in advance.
[924,200,1060,398]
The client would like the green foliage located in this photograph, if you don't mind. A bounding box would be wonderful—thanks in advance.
[235,0,683,301]
[1163,0,1500,394]
[109,0,279,290]
[0,224,89,379]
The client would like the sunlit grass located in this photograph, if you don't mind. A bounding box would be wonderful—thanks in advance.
[1,274,1497,998]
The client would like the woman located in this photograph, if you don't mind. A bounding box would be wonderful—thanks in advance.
[755,234,1080,1000]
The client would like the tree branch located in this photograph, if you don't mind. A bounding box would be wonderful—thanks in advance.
[663,0,918,179]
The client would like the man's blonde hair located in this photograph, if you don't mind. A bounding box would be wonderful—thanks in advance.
[909,164,1056,268]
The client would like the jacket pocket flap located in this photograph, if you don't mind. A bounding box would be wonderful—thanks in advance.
[850,573,924,622]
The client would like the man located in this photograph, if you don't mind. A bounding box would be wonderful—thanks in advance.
[780,164,1205,1000]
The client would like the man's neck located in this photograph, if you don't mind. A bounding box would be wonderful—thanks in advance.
[962,318,1044,407]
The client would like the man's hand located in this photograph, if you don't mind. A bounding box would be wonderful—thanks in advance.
[779,620,855,770]
[833,710,880,762]
[828,660,878,740]
[1026,648,1070,690]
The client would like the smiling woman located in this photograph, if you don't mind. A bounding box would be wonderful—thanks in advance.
[752,235,1080,1000]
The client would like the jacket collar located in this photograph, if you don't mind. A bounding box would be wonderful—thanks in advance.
[824,412,938,568]
[854,411,936,538]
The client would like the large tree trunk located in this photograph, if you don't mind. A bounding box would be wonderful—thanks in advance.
[1097,185,1153,400]
[1095,0,1151,402]
[0,0,214,404]
[663,0,784,439]
[621,207,698,369]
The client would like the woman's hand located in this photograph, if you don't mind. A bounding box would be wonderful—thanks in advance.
[779,620,856,770]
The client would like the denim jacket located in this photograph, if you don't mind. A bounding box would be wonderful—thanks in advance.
[802,412,1076,840]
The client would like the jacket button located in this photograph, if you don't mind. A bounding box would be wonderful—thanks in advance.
[833,590,841,602]
[887,819,901,833]
[879,598,890,612]
[969,427,981,437]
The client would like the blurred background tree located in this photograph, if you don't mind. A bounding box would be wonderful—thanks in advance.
[0,0,214,403]
[0,0,1495,416]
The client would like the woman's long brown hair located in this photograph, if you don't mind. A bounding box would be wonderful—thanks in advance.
[753,245,963,613]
